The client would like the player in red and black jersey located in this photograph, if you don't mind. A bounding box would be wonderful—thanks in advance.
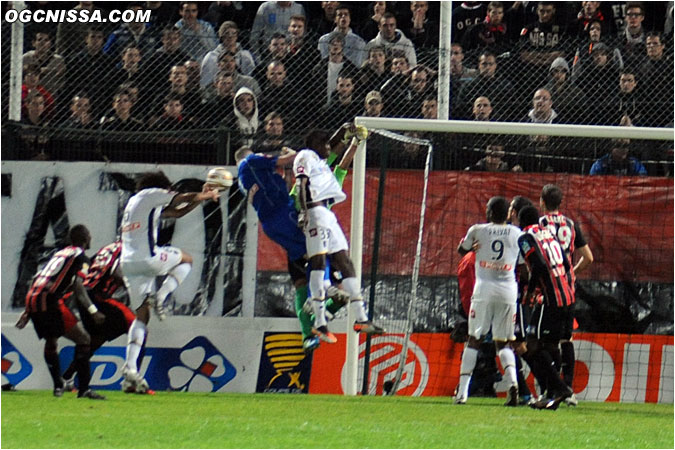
[540,184,594,402]
[516,206,574,410]
[18,225,106,400]
[61,240,139,391]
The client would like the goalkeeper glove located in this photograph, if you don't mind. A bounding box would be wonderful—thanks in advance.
[354,125,369,143]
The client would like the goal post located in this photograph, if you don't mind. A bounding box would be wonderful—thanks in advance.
[344,117,673,397]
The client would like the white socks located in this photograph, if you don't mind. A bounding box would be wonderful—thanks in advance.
[342,277,369,322]
[498,347,518,388]
[457,346,478,400]
[157,263,191,304]
[309,270,327,327]
[125,319,147,373]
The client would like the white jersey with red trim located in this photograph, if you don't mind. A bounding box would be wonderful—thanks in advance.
[293,149,346,204]
[121,188,175,262]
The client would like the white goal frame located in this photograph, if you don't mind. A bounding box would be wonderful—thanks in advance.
[343,118,674,396]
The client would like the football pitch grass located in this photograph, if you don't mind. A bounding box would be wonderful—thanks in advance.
[2,391,673,449]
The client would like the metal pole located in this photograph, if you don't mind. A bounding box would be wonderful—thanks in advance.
[437,1,452,120]
[9,1,26,122]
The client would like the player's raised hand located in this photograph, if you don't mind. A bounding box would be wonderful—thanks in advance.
[15,310,29,329]
[201,183,221,202]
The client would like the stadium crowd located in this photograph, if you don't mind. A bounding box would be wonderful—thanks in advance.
[6,1,674,173]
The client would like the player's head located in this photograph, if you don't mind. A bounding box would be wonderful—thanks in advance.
[69,224,91,250]
[540,184,563,211]
[486,196,509,224]
[234,146,253,165]
[518,205,540,228]
[509,195,533,226]
[304,129,331,158]
[136,171,171,191]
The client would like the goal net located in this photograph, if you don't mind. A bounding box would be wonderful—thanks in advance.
[348,118,673,402]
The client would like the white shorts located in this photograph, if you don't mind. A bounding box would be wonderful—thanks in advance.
[468,300,516,341]
[121,246,182,308]
[304,206,348,257]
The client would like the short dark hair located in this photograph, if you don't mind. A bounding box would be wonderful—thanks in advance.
[518,205,540,228]
[540,184,563,210]
[162,25,181,36]
[304,129,330,151]
[487,196,509,223]
[164,93,183,104]
[625,2,645,15]
[382,12,396,22]
[510,196,533,216]
[69,224,90,247]
[646,31,663,41]
[290,14,306,24]
[136,171,171,191]
[487,2,504,11]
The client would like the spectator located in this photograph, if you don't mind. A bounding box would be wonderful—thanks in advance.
[231,87,260,147]
[389,130,427,168]
[145,1,180,29]
[611,70,645,126]
[590,139,647,175]
[318,72,360,129]
[175,1,218,62]
[252,32,289,83]
[457,50,513,119]
[23,31,66,99]
[99,90,144,131]
[572,19,621,76]
[286,15,322,87]
[356,45,389,99]
[152,94,188,129]
[309,32,358,106]
[201,71,236,128]
[363,90,384,117]
[465,141,521,172]
[641,32,673,127]
[524,88,559,124]
[462,1,511,58]
[252,111,293,155]
[420,96,438,119]
[518,2,569,93]
[21,63,55,119]
[19,91,51,160]
[365,12,417,67]
[359,1,388,42]
[318,4,367,68]
[158,64,202,120]
[62,92,96,128]
[250,1,305,60]
[573,1,614,39]
[111,45,144,89]
[380,50,411,117]
[65,26,114,117]
[618,2,647,69]
[544,57,585,124]
[521,87,566,172]
[56,2,110,58]
[404,65,435,117]
[257,60,299,130]
[202,21,256,88]
[104,3,159,60]
[203,51,260,100]
[574,42,620,124]
[471,96,493,121]
[310,1,340,37]
[450,43,477,117]
[403,1,439,50]
[142,25,192,91]
[452,1,487,44]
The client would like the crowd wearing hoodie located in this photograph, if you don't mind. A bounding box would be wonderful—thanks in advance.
[17,1,673,167]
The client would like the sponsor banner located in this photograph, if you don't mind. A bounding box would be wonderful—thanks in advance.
[256,332,313,394]
[310,332,674,403]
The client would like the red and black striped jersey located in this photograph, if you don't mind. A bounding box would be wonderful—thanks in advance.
[518,225,575,307]
[84,241,123,301]
[26,246,87,312]
[539,212,587,258]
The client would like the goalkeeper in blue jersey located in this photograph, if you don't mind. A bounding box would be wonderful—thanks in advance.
[235,122,364,351]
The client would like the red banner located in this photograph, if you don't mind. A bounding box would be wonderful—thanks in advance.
[308,332,674,403]
[258,172,673,282]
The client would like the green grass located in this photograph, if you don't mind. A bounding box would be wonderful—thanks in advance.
[2,391,673,449]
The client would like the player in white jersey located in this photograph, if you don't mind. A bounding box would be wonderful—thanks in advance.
[293,129,384,342]
[120,171,219,391]
[455,196,522,406]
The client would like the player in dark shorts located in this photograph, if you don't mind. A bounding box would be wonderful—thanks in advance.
[517,206,575,410]
[17,225,106,400]
[539,184,593,406]
[60,241,140,392]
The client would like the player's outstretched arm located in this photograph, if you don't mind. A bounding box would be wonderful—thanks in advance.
[276,147,297,167]
[162,185,220,218]
[73,278,105,325]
